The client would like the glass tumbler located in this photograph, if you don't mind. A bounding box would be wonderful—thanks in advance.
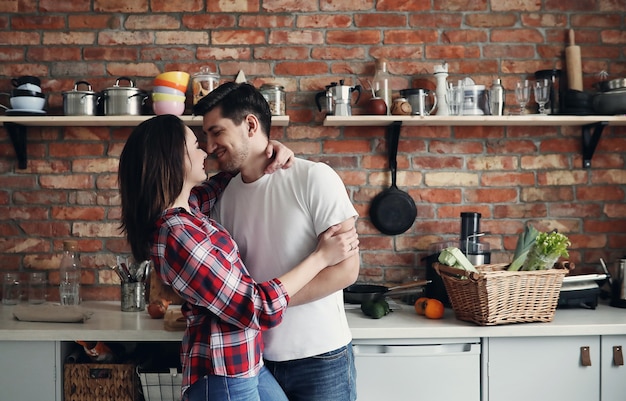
[28,272,47,304]
[2,272,21,305]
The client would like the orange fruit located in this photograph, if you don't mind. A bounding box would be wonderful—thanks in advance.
[414,297,429,315]
[424,298,445,319]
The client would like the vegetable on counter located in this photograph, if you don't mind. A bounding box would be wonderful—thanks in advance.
[508,224,540,271]
[519,231,571,271]
[438,247,478,273]
[361,299,391,319]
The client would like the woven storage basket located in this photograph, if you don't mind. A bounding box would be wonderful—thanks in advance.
[64,363,138,401]
[434,263,568,326]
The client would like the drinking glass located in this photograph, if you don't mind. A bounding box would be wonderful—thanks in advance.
[534,79,550,115]
[514,80,530,115]
[446,83,464,116]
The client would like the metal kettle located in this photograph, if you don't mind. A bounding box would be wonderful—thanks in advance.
[315,80,362,116]
[315,82,337,115]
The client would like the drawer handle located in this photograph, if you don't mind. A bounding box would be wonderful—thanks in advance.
[580,346,592,366]
[613,346,624,366]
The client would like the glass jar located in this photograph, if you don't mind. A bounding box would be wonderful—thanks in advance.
[192,67,220,105]
[260,84,286,116]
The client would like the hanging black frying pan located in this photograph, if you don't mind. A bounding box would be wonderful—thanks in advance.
[369,122,417,235]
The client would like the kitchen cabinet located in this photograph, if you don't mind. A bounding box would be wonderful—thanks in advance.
[353,338,481,401]
[0,341,61,401]
[601,335,626,401]
[484,335,626,401]
[323,114,626,168]
[0,114,290,169]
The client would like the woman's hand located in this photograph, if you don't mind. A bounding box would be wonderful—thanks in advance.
[264,140,294,174]
[315,224,359,267]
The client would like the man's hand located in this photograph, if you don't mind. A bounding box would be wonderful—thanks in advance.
[264,140,294,174]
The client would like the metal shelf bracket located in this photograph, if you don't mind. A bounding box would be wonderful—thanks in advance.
[4,122,28,169]
[582,121,607,169]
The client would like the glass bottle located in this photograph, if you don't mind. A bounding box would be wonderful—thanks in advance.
[489,78,505,116]
[373,58,391,115]
[59,240,80,305]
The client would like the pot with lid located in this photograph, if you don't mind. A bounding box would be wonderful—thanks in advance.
[63,81,100,116]
[102,77,148,116]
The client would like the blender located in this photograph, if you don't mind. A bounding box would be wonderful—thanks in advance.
[460,212,491,265]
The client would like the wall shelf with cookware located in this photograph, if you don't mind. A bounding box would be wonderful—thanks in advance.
[0,115,290,169]
[324,115,626,169]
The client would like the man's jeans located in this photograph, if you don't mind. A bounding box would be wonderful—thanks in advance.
[264,343,357,401]
[187,366,288,401]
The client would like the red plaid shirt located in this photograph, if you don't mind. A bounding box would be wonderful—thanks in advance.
[151,173,289,400]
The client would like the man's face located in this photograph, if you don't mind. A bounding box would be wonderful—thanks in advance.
[202,107,250,173]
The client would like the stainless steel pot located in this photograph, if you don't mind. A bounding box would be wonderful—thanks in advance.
[63,81,100,116]
[102,77,147,116]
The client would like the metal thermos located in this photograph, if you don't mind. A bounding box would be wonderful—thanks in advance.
[611,258,626,308]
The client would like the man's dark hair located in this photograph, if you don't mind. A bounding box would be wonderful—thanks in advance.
[192,82,272,138]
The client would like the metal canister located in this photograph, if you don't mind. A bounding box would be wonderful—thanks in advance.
[260,84,285,116]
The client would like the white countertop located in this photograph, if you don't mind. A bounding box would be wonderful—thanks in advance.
[1,301,626,342]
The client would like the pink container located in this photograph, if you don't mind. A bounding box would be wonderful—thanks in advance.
[153,100,185,116]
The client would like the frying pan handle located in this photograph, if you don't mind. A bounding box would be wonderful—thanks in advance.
[387,121,401,187]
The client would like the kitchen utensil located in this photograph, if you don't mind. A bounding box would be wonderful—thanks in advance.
[566,29,583,91]
[260,83,286,116]
[535,69,562,114]
[315,82,337,115]
[369,122,417,235]
[434,62,449,116]
[155,71,190,87]
[343,280,430,304]
[153,77,188,93]
[369,96,388,115]
[2,272,21,305]
[514,80,530,115]
[594,77,626,92]
[8,95,46,111]
[11,76,41,88]
[153,85,185,96]
[461,85,488,115]
[330,80,361,116]
[153,99,185,116]
[102,77,148,116]
[400,88,437,116]
[534,79,550,114]
[390,97,410,115]
[446,82,464,115]
[592,88,626,115]
[63,81,100,116]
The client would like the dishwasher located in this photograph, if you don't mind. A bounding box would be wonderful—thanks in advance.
[352,338,481,401]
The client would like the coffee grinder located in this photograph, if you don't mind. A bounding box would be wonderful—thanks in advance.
[460,212,491,265]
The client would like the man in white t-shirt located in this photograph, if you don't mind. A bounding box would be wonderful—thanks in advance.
[193,82,360,401]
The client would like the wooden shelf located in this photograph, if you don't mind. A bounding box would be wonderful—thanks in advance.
[324,115,626,127]
[1,114,289,169]
[0,114,289,127]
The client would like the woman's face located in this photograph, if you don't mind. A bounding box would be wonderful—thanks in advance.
[184,126,208,186]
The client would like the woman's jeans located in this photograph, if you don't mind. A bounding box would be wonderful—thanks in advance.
[187,366,288,401]
[264,343,357,401]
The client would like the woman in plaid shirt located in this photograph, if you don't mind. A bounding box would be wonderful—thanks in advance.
[118,115,359,401]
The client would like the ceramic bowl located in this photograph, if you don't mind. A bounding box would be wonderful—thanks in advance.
[152,92,186,103]
[152,85,185,96]
[153,78,188,94]
[10,95,46,110]
[152,100,185,116]
[155,71,190,86]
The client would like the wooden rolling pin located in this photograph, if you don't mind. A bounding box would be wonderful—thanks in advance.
[565,29,583,91]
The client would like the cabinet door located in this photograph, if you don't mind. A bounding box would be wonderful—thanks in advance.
[601,335,626,401]
[485,336,600,401]
[354,342,481,401]
[0,341,59,401]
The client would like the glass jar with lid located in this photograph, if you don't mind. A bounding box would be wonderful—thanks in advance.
[192,67,220,105]
[260,84,286,116]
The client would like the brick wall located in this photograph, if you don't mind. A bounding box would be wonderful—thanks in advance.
[0,1,625,301]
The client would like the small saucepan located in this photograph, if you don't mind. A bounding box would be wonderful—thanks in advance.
[343,280,430,304]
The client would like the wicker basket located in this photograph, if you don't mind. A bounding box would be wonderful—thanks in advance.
[64,363,138,401]
[434,263,568,326]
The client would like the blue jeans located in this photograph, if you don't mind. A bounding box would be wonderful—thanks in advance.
[187,366,288,401]
[264,344,357,401]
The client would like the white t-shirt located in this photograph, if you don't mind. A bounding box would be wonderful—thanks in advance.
[214,158,358,361]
